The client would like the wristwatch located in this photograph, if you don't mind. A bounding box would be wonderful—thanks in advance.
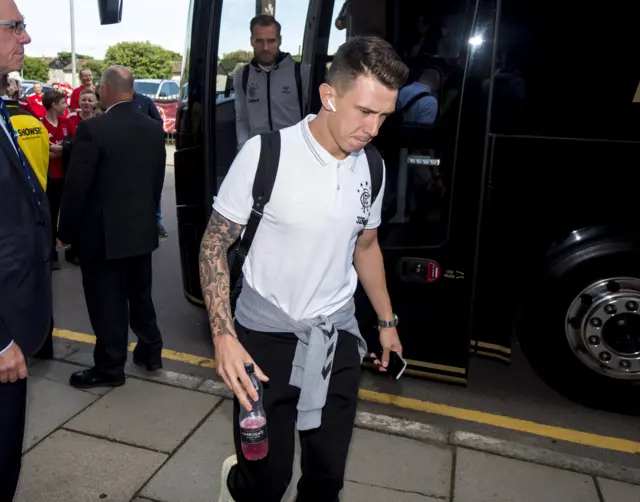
[378,314,399,328]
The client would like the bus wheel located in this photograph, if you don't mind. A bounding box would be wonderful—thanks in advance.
[518,244,640,415]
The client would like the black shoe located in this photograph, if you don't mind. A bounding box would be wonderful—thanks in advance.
[158,224,168,238]
[70,368,125,389]
[133,350,163,372]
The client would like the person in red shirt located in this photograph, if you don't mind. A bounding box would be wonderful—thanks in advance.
[68,88,97,127]
[69,68,95,111]
[42,90,76,269]
[27,82,46,118]
[51,82,70,117]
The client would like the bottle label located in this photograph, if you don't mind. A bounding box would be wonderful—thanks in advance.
[241,425,267,445]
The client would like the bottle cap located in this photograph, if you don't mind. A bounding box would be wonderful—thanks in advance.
[244,363,255,374]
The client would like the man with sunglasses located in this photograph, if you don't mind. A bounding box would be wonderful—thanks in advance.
[0,4,52,501]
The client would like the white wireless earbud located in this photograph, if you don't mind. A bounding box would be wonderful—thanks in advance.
[327,98,337,112]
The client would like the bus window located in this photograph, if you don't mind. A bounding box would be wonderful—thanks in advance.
[368,0,475,248]
[492,0,640,141]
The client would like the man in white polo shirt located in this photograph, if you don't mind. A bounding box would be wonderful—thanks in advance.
[199,36,408,502]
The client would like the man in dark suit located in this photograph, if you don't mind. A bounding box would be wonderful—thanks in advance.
[0,3,53,500]
[132,90,169,237]
[58,65,166,389]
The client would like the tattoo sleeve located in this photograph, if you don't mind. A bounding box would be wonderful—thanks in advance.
[199,210,243,339]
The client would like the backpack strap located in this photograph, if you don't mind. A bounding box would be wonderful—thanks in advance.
[294,61,303,119]
[400,91,431,113]
[242,64,250,96]
[230,131,281,283]
[364,143,384,206]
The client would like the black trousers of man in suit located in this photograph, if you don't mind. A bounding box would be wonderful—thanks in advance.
[81,253,162,377]
[0,379,27,502]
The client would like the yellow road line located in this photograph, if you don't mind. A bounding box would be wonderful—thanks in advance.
[53,329,640,455]
[359,389,640,454]
[55,329,216,368]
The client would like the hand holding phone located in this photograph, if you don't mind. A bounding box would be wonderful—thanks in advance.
[386,351,407,380]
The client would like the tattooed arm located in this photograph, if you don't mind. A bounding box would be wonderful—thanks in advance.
[199,209,268,410]
[198,209,242,339]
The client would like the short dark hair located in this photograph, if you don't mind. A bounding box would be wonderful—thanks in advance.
[327,36,409,93]
[42,90,67,110]
[250,15,281,37]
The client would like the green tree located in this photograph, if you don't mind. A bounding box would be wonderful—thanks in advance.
[103,42,174,79]
[219,50,253,74]
[165,50,183,60]
[23,56,49,82]
[82,60,107,82]
[57,51,93,66]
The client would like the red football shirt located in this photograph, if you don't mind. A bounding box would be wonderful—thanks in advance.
[27,94,46,118]
[67,113,82,128]
[42,116,76,179]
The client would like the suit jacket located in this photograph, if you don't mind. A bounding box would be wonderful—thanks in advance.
[133,92,163,122]
[0,116,52,357]
[58,100,166,262]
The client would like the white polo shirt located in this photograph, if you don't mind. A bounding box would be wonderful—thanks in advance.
[213,115,386,320]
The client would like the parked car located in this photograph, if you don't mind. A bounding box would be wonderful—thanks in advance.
[21,80,52,97]
[134,79,180,101]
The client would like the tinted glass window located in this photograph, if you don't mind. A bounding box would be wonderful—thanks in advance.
[493,0,640,140]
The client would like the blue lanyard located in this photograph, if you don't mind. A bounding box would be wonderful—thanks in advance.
[0,99,42,210]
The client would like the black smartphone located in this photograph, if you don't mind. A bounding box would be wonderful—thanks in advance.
[386,351,407,380]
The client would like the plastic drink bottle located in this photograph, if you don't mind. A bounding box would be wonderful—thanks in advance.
[239,363,268,460]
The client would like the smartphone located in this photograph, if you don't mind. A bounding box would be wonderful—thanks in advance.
[387,351,407,380]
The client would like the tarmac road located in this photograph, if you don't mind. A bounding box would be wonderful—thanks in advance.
[51,147,640,474]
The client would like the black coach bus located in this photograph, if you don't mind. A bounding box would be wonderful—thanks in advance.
[101,0,640,414]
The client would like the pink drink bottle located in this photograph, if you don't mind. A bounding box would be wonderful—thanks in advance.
[239,363,268,460]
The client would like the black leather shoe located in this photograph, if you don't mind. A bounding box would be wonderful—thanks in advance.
[70,368,125,389]
[133,352,163,372]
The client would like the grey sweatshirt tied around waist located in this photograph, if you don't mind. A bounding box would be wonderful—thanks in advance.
[235,280,367,431]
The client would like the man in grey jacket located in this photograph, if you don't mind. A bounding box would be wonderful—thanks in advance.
[233,15,310,150]
[200,36,406,502]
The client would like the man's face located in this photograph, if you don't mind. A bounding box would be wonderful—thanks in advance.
[52,83,59,91]
[251,24,280,66]
[53,98,67,116]
[81,70,93,86]
[327,75,398,153]
[0,1,30,76]
[33,83,42,95]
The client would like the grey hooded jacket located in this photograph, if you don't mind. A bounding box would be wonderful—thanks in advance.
[233,52,310,150]
[235,280,367,431]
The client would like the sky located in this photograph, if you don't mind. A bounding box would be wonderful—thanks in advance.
[18,0,345,61]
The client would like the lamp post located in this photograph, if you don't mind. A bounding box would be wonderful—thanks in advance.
[70,0,77,88]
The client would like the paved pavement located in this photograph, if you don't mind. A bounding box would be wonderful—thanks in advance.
[13,336,640,502]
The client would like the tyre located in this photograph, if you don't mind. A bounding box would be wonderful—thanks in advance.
[517,240,640,415]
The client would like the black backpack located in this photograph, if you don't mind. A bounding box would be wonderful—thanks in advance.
[242,61,304,119]
[228,130,385,314]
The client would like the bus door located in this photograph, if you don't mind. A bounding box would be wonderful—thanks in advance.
[304,0,496,382]
[175,0,313,303]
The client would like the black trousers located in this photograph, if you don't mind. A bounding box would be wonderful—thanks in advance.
[46,177,64,261]
[0,379,27,502]
[81,253,162,377]
[228,321,361,502]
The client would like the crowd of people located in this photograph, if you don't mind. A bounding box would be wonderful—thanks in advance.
[0,1,168,500]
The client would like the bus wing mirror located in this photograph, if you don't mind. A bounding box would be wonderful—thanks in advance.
[97,0,123,25]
